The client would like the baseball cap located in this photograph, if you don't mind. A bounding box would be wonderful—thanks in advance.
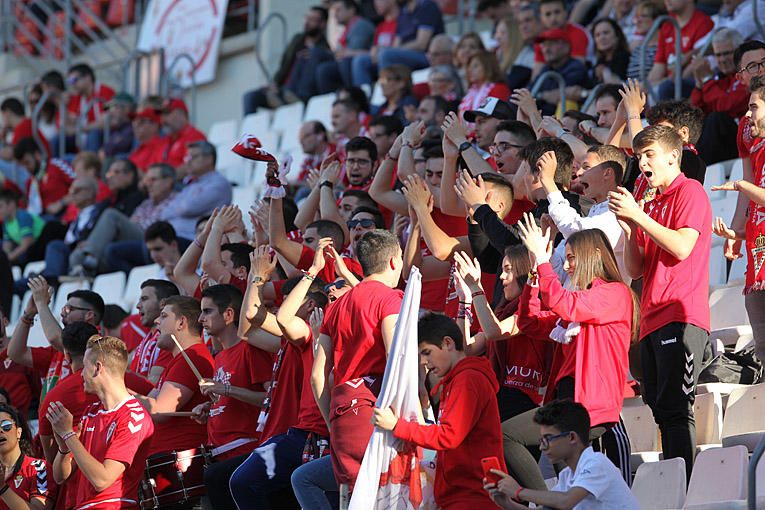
[163,98,188,114]
[536,28,571,45]
[463,97,515,122]
[106,92,135,109]
[134,107,162,124]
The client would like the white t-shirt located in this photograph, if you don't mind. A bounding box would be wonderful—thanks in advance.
[554,447,640,510]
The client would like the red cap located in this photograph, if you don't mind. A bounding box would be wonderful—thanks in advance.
[232,135,276,162]
[134,107,161,124]
[536,28,571,45]
[163,98,188,114]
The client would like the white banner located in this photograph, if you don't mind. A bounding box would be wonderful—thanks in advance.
[137,0,229,87]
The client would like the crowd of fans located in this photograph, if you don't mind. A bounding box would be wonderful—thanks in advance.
[0,0,763,508]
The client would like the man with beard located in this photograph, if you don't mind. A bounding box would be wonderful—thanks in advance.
[129,279,180,384]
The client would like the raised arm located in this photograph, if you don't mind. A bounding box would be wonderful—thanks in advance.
[370,135,408,215]
[276,240,327,345]
[174,208,220,295]
[294,169,322,232]
[318,159,350,244]
[239,247,283,350]
[311,333,334,429]
[201,206,242,284]
[28,277,63,352]
[442,112,493,176]
[438,129,467,217]
[268,195,304,267]
[396,121,426,181]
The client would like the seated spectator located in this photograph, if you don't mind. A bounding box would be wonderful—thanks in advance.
[506,5,543,90]
[597,0,637,41]
[131,163,178,230]
[103,158,146,217]
[454,32,486,86]
[0,189,65,265]
[426,65,464,102]
[62,151,112,224]
[534,0,590,71]
[713,0,765,42]
[368,115,404,160]
[331,99,364,156]
[349,0,400,86]
[337,86,372,128]
[1,97,50,159]
[530,30,588,115]
[316,0,376,94]
[98,92,136,159]
[159,98,206,173]
[143,221,183,281]
[27,81,59,142]
[591,18,631,82]
[411,35,456,100]
[14,137,76,217]
[242,6,330,114]
[577,84,623,143]
[477,0,512,25]
[494,15,525,75]
[128,106,165,172]
[297,121,335,182]
[459,51,511,121]
[626,0,663,78]
[102,304,129,337]
[647,0,713,100]
[371,65,418,124]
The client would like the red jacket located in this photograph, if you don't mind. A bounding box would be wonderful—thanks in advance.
[393,356,504,510]
[690,73,748,117]
[535,263,633,426]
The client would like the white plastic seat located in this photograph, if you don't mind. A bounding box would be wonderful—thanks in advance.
[710,252,728,287]
[621,404,661,471]
[683,445,748,508]
[727,255,746,284]
[217,146,252,187]
[703,163,726,195]
[232,186,258,224]
[727,158,743,180]
[711,194,737,223]
[123,264,160,311]
[91,272,127,305]
[9,295,20,325]
[411,67,431,84]
[207,119,238,146]
[631,458,686,510]
[370,83,385,107]
[303,92,336,127]
[709,285,749,330]
[241,111,272,135]
[22,261,46,277]
[53,279,91,318]
[721,384,765,450]
[270,102,304,135]
[710,325,753,349]
[695,391,723,448]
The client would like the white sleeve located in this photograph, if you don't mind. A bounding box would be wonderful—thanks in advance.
[569,455,612,500]
[546,191,587,239]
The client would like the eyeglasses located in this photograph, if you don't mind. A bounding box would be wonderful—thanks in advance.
[347,218,376,229]
[324,279,347,293]
[63,304,92,314]
[489,142,525,154]
[714,50,735,58]
[539,431,571,449]
[739,58,765,74]
[0,420,15,432]
[345,158,372,167]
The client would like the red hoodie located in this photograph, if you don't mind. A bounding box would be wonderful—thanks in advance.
[393,356,504,510]
[518,263,633,426]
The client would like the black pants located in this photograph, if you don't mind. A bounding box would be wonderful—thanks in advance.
[204,454,248,510]
[640,322,708,480]
[697,111,739,165]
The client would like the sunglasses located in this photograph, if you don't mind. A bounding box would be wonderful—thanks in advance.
[0,420,15,432]
[324,279,347,293]
[347,218,376,229]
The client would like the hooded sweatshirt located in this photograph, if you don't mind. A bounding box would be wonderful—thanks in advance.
[393,356,504,509]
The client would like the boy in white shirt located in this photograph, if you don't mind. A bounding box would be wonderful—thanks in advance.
[484,400,639,510]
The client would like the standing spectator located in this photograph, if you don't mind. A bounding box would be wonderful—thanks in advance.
[367,115,404,160]
[609,124,711,479]
[242,6,329,114]
[371,65,418,124]
[530,30,589,115]
[507,5,544,90]
[647,0,713,100]
[626,0,663,78]
[459,51,511,121]
[158,98,206,172]
[591,18,631,82]
[128,107,165,172]
[98,92,136,158]
[349,0,400,87]
[0,310,35,419]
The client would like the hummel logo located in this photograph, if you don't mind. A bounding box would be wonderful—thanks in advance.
[130,412,144,421]
[128,422,142,434]
[661,337,677,345]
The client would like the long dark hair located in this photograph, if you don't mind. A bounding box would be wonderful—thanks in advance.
[592,18,630,59]
[0,403,33,456]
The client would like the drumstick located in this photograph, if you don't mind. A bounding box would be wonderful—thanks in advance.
[170,334,205,383]
[154,411,195,418]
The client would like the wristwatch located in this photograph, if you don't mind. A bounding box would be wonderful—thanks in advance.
[251,276,264,286]
[458,141,472,154]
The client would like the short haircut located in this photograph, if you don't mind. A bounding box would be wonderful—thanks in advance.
[102,304,128,330]
[355,230,400,276]
[497,120,536,147]
[162,295,203,336]
[187,140,217,165]
[713,27,743,49]
[0,98,24,117]
[307,219,346,246]
[41,70,65,90]
[351,205,385,229]
[345,136,378,162]
[73,151,102,177]
[423,95,449,116]
[201,284,244,324]
[221,243,254,273]
[0,389,11,407]
[332,0,358,11]
[62,321,99,357]
[13,137,41,160]
[750,74,765,97]
[140,279,180,301]
[522,137,574,187]
[540,0,566,7]
[332,98,361,115]
[423,144,444,160]
[307,120,328,141]
[479,172,514,215]
[147,162,176,180]
[478,0,505,12]
[587,144,628,183]
[144,221,178,244]
[418,312,464,350]
[533,399,591,446]
[310,5,329,22]
[0,189,21,204]
[633,124,684,155]
[646,101,704,144]
[369,115,404,137]
[68,63,95,81]
[342,189,377,209]
[281,274,327,298]
[113,158,138,181]
[734,40,765,70]
[68,290,105,323]
[86,335,129,374]
[594,84,622,106]
[336,86,369,113]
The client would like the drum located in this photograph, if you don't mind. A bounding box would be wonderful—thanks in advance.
[138,446,211,509]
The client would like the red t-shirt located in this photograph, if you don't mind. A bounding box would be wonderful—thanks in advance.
[37,159,76,211]
[738,114,756,159]
[38,369,154,437]
[12,118,51,157]
[0,456,55,510]
[157,124,207,169]
[149,343,214,456]
[654,10,713,71]
[72,397,154,509]
[30,347,70,401]
[0,350,35,416]
[128,136,166,173]
[258,340,303,443]
[119,314,149,353]
[293,329,329,436]
[66,83,115,123]
[297,245,364,283]
[208,341,273,459]
[745,138,765,292]
[320,280,403,385]
[373,19,397,48]
[637,173,711,338]
[420,208,470,311]
[128,329,173,379]
[534,22,589,62]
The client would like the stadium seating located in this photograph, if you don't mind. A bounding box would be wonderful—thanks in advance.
[207,119,239,147]
[91,272,127,306]
[122,264,159,311]
[683,445,748,508]
[240,111,273,137]
[721,384,765,450]
[304,93,336,128]
[621,404,661,471]
[709,285,749,330]
[631,458,686,509]
[22,261,46,278]
[694,391,723,449]
[271,102,305,136]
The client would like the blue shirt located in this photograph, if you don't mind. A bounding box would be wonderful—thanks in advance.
[159,171,232,240]
[396,0,444,44]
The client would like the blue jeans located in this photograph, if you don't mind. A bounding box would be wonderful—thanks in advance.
[378,48,430,73]
[657,76,695,101]
[351,54,376,87]
[103,240,150,274]
[290,454,339,510]
[43,240,70,278]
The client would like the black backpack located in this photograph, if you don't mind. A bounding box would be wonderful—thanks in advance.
[699,347,763,385]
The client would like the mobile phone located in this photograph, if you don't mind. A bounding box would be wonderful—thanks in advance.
[481,456,502,483]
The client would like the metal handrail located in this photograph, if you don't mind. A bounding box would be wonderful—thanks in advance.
[75,97,105,151]
[639,15,682,101]
[254,12,288,83]
[748,435,765,509]
[164,53,198,125]
[30,90,51,170]
[531,70,567,111]
[581,83,604,114]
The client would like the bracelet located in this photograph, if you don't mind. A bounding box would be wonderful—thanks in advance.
[627,114,641,121]
[301,270,316,281]
[401,141,413,149]
[385,152,397,161]
[20,315,34,326]
[61,431,76,443]
[223,382,231,397]
[471,290,485,299]
[734,180,741,191]
[320,180,334,189]
[0,485,8,496]
[458,300,472,305]
[193,238,203,249]
[58,446,70,455]
[514,487,525,502]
